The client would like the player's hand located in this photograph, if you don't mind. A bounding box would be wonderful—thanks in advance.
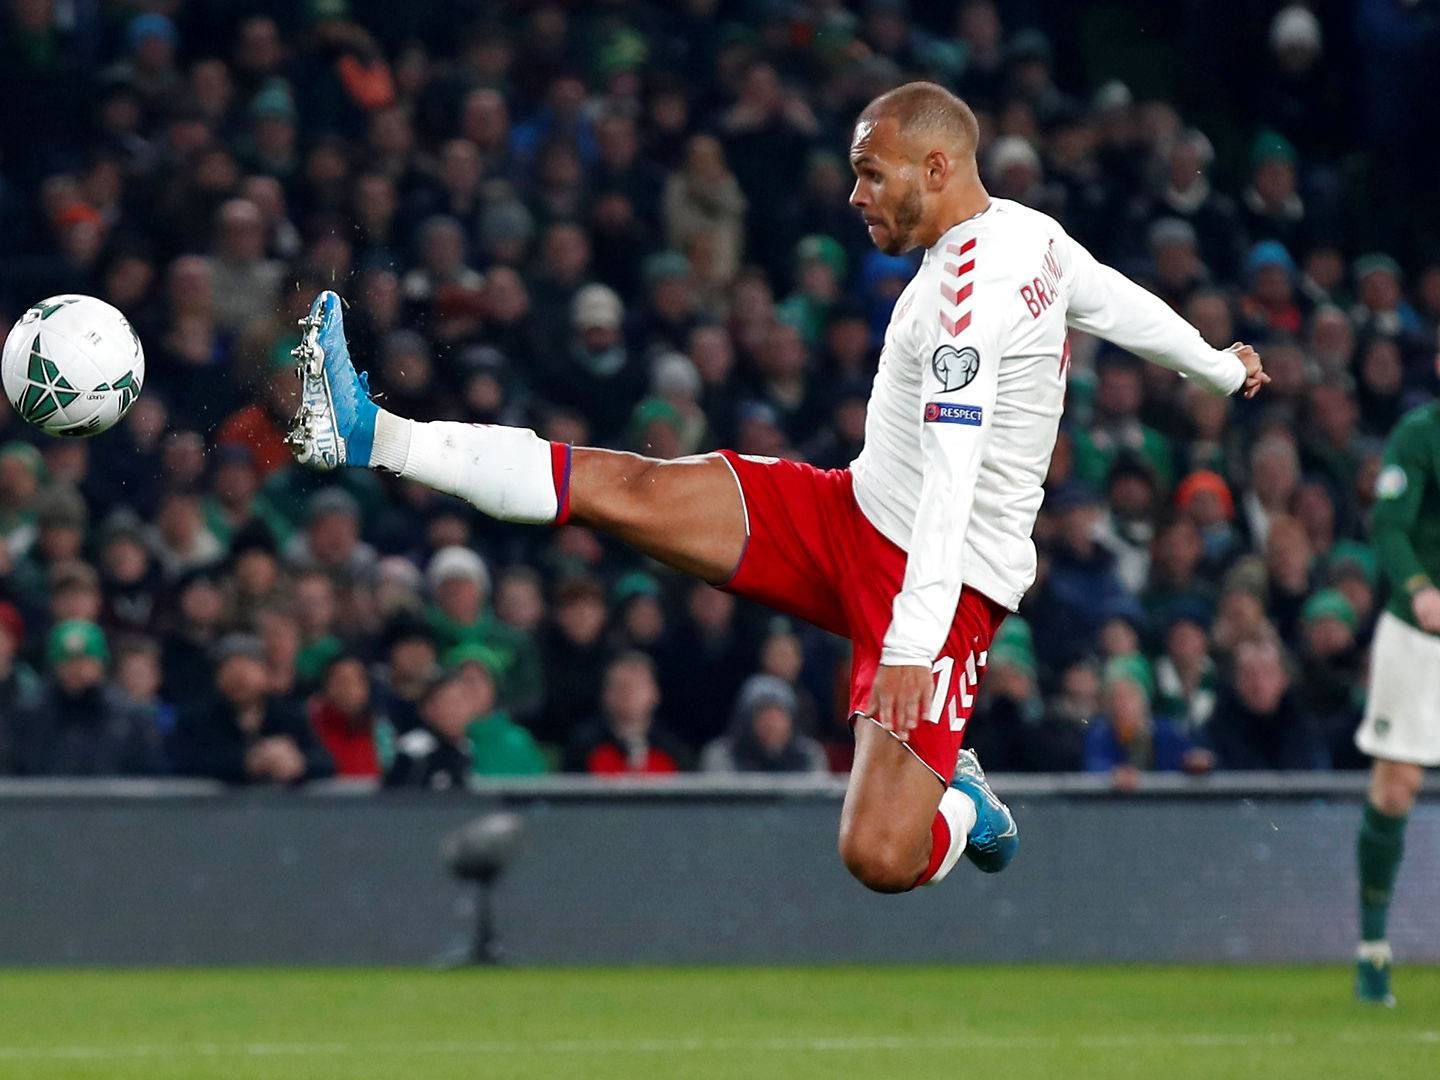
[1228,342,1269,399]
[1412,586,1440,633]
[866,664,933,742]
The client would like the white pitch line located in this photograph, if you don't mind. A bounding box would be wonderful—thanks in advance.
[0,1030,1435,1062]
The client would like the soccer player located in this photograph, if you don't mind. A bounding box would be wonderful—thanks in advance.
[1352,372,1440,1006]
[288,82,1267,893]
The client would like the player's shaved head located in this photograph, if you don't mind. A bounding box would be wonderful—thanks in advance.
[849,82,988,255]
[857,82,979,160]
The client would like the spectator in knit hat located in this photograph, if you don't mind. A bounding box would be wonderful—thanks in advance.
[1145,129,1244,280]
[243,82,300,180]
[1241,132,1306,252]
[626,397,685,460]
[535,283,644,443]
[98,510,163,636]
[1295,588,1365,767]
[1084,658,1212,790]
[1238,241,1303,339]
[701,674,827,774]
[172,633,334,785]
[106,13,183,110]
[1351,253,1425,344]
[285,486,377,584]
[777,234,847,347]
[650,351,709,455]
[443,645,547,776]
[1145,218,1207,309]
[634,249,700,355]
[608,572,666,657]
[11,620,165,776]
[1261,5,1337,158]
[1324,540,1378,632]
[424,546,541,718]
[1174,469,1242,575]
[0,442,44,556]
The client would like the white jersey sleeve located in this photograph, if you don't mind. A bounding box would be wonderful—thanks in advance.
[879,253,1007,667]
[1060,233,1246,396]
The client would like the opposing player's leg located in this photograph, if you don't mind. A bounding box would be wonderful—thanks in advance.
[286,291,745,581]
[1352,610,1440,1006]
[1355,757,1422,1007]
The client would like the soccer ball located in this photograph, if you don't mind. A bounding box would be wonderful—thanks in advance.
[2,294,145,437]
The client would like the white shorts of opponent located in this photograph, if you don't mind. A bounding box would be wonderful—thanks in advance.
[1356,610,1440,767]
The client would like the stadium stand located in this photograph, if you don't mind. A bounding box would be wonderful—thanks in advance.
[1,0,1439,787]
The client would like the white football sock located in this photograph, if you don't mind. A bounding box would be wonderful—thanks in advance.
[926,786,978,886]
[370,410,560,524]
[1356,940,1392,963]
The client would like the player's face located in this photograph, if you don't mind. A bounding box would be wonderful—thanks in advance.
[849,119,924,255]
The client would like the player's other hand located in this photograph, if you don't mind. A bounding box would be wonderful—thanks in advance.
[1413,586,1440,633]
[867,664,932,742]
[1228,342,1269,399]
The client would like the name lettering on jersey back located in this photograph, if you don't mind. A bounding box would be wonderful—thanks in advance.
[1020,238,1064,319]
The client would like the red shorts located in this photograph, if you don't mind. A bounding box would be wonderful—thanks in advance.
[717,451,1008,783]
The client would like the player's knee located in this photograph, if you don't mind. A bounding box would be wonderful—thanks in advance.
[838,827,919,894]
[1370,763,1422,816]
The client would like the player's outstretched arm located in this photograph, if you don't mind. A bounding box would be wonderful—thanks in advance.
[1062,235,1268,399]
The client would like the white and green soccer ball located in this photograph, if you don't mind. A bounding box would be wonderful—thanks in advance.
[2,294,144,437]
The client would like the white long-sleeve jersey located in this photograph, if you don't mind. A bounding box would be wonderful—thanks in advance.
[851,198,1246,668]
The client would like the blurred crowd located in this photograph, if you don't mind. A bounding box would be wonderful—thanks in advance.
[2,0,1439,788]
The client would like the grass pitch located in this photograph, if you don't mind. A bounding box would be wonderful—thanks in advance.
[0,965,1435,1079]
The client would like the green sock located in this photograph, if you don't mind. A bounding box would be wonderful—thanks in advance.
[1358,802,1407,942]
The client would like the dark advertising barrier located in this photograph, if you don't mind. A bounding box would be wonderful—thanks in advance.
[0,777,1436,966]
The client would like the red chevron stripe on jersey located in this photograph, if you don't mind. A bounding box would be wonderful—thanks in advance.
[939,238,976,337]
[940,281,973,306]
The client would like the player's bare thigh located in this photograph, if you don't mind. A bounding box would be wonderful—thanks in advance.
[838,718,946,892]
[567,449,747,584]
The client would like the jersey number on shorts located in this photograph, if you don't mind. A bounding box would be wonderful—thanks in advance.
[928,650,989,731]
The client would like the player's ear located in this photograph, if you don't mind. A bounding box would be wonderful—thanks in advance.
[924,149,949,191]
